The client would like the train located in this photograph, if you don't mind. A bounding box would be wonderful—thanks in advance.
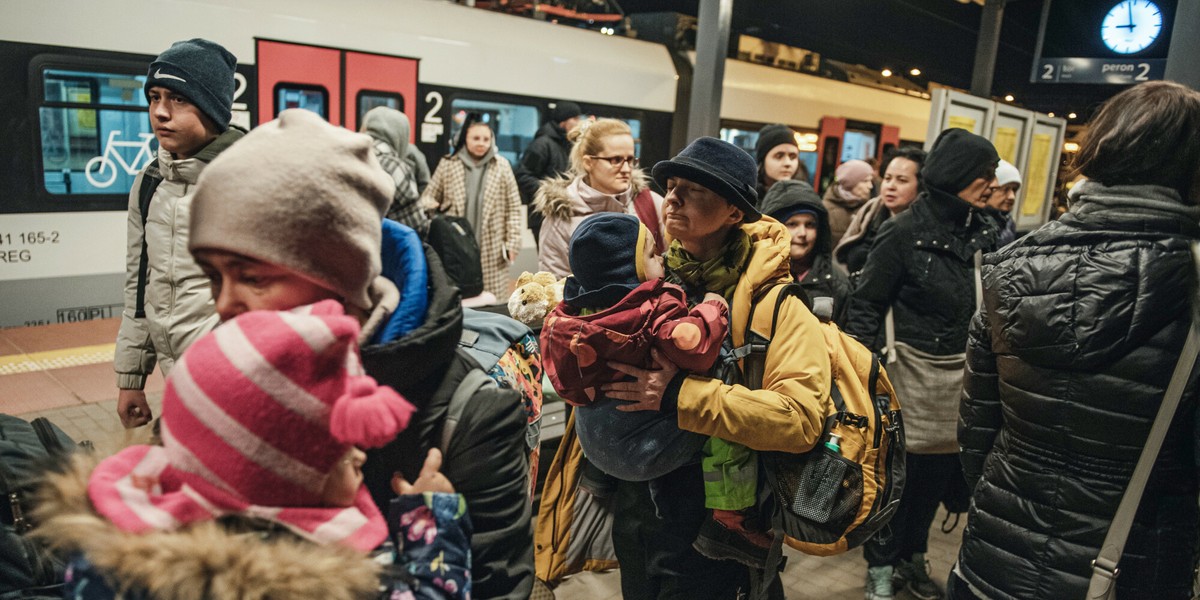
[0,0,933,328]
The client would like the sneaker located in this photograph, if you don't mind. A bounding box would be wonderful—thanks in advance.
[864,565,895,600]
[896,553,943,600]
[692,509,772,569]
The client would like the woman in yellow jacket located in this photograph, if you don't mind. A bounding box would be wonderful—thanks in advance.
[537,137,831,599]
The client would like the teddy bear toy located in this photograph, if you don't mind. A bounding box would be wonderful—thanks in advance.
[507,271,564,326]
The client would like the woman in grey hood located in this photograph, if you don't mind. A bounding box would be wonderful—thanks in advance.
[422,113,523,298]
[362,107,426,233]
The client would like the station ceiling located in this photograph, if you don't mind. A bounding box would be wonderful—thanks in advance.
[618,0,1129,122]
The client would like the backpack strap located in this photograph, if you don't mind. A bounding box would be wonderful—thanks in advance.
[439,367,496,454]
[631,188,666,253]
[134,159,163,319]
[732,282,809,389]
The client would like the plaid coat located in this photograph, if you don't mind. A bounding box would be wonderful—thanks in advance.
[422,153,523,297]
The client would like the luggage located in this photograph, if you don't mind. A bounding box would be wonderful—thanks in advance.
[427,215,484,298]
[0,415,90,599]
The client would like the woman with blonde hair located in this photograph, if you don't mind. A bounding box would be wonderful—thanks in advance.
[535,118,664,278]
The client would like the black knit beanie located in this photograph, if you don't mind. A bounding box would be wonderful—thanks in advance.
[564,213,646,308]
[550,101,584,124]
[921,128,1000,194]
[755,124,797,163]
[144,39,237,131]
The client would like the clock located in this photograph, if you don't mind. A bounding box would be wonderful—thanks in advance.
[1101,0,1163,54]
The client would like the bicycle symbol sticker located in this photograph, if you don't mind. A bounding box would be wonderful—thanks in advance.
[85,131,156,188]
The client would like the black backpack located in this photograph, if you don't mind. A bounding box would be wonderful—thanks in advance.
[0,415,90,600]
[426,215,484,298]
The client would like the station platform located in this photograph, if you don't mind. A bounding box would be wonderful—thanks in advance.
[5,318,965,600]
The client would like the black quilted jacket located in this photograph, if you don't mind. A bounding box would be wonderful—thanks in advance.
[956,181,1200,599]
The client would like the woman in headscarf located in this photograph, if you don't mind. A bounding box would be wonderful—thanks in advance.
[822,159,875,247]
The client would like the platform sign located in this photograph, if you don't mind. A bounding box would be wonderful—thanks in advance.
[1033,0,1177,84]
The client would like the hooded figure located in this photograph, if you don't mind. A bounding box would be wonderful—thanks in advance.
[362,107,427,234]
[759,180,850,323]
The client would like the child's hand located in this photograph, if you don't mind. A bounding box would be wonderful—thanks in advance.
[392,448,456,495]
[702,292,728,309]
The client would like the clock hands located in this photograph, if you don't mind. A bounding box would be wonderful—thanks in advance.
[1122,1,1136,31]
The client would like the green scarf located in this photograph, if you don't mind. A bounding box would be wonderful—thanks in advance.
[665,229,752,301]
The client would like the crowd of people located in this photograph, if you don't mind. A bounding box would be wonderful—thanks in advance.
[22,35,1197,600]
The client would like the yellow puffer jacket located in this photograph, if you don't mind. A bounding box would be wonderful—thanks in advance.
[535,218,831,584]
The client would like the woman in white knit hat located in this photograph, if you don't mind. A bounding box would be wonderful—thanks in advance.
[185,108,534,600]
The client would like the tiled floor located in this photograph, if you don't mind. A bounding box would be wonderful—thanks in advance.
[7,317,967,600]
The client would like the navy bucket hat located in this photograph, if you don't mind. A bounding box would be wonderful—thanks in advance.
[652,137,762,223]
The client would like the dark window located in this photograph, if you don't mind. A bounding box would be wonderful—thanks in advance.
[357,90,404,125]
[274,83,328,119]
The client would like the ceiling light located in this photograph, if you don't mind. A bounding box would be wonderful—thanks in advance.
[1068,112,1077,119]
[1063,142,1081,152]
[1047,112,1055,117]
[1004,94,1014,102]
[909,68,921,76]
[881,68,892,77]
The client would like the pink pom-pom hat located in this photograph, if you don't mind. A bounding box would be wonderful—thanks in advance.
[88,300,414,552]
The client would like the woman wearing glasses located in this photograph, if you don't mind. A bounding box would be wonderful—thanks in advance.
[535,118,664,278]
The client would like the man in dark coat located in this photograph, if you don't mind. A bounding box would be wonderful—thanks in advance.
[514,101,583,245]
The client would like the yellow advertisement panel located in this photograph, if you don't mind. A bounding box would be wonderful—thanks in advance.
[994,127,1018,164]
[1021,133,1053,216]
[947,115,977,133]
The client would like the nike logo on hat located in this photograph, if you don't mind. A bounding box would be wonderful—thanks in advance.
[154,69,187,83]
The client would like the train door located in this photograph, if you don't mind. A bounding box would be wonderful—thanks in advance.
[255,39,418,136]
[815,118,898,194]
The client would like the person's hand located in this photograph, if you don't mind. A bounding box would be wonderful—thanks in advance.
[702,292,729,309]
[603,349,680,412]
[392,448,455,495]
[117,389,152,428]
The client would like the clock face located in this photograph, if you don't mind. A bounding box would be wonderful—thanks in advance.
[1102,0,1163,54]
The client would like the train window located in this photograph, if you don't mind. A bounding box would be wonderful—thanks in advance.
[840,130,877,163]
[720,126,817,185]
[39,68,151,196]
[447,98,538,166]
[719,127,759,156]
[274,83,328,120]
[591,115,643,157]
[357,90,404,125]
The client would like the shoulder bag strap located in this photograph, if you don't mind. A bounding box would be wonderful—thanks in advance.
[973,250,983,311]
[439,367,495,454]
[1088,244,1200,599]
[134,159,163,319]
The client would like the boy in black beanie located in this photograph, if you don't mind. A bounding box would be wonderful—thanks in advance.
[115,38,244,429]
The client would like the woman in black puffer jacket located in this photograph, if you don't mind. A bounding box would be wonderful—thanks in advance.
[845,128,1002,600]
[951,81,1200,599]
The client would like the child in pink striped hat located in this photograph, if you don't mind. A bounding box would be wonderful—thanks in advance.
[34,300,473,599]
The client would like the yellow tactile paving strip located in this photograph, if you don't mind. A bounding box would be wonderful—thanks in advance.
[0,343,117,376]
